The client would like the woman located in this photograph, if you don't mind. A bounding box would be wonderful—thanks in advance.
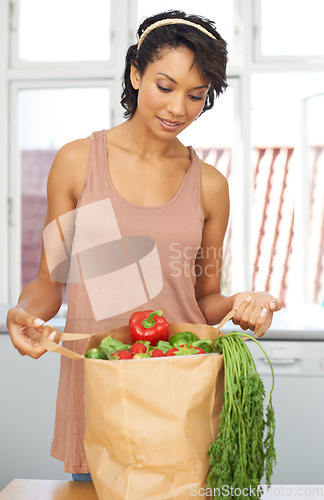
[6,10,281,479]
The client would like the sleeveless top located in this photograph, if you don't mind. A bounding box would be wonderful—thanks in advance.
[50,130,207,472]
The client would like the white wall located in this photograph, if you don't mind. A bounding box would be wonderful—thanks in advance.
[0,334,68,490]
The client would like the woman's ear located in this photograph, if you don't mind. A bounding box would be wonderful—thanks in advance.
[130,64,141,90]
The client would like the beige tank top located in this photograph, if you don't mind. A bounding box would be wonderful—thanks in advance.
[51,130,207,472]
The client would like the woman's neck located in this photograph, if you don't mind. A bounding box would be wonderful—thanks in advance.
[116,115,183,160]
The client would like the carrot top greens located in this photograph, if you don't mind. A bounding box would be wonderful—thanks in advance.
[207,332,276,499]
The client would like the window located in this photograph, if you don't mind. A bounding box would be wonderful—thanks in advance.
[17,86,111,290]
[302,92,324,305]
[251,73,324,307]
[17,0,111,63]
[255,0,324,59]
[4,0,126,303]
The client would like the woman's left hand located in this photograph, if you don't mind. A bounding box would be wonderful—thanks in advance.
[232,292,282,337]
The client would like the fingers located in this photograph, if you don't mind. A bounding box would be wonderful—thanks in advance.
[17,328,47,358]
[232,297,253,330]
[14,330,48,359]
[7,307,45,330]
[7,307,47,359]
[268,299,282,312]
[254,311,272,338]
[23,324,59,358]
[232,297,273,337]
[38,323,60,344]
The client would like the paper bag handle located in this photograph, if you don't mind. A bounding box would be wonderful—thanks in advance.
[213,308,266,339]
[38,328,89,360]
[213,309,235,336]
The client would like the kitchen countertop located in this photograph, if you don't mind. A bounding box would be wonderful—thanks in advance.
[0,479,98,499]
[1,303,324,340]
[1,480,323,500]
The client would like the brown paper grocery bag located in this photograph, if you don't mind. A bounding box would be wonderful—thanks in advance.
[84,322,224,500]
[40,321,225,500]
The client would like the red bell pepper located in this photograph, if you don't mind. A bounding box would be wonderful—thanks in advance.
[129,310,169,346]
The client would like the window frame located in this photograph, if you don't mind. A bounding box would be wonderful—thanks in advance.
[9,78,116,301]
[295,92,324,305]
[253,0,324,64]
[0,0,10,304]
[2,0,130,304]
[10,0,114,68]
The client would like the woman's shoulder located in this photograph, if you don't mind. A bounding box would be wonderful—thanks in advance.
[200,159,229,219]
[47,136,91,203]
[201,159,229,194]
[56,136,90,165]
[49,136,92,182]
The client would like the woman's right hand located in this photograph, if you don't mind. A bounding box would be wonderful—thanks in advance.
[6,307,54,359]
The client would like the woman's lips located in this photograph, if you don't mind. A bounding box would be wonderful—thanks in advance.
[157,116,184,131]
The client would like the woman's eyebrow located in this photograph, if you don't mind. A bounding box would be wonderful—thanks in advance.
[156,72,209,89]
[156,72,177,83]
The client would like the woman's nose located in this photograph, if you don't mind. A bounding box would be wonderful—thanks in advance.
[167,93,185,117]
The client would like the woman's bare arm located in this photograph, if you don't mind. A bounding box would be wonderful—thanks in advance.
[7,139,89,357]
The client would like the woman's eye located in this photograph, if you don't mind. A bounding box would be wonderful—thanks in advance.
[189,95,204,101]
[157,84,171,93]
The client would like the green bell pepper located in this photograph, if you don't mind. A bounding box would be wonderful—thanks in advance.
[169,331,199,348]
[191,339,213,353]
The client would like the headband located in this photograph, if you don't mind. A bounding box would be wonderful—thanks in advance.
[137,18,217,52]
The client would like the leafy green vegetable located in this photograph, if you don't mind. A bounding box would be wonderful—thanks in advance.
[169,331,199,348]
[154,340,173,353]
[99,335,131,359]
[207,332,276,499]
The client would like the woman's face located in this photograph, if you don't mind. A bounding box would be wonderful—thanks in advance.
[130,46,210,139]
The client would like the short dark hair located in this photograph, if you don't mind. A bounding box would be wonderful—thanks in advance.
[121,10,228,119]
